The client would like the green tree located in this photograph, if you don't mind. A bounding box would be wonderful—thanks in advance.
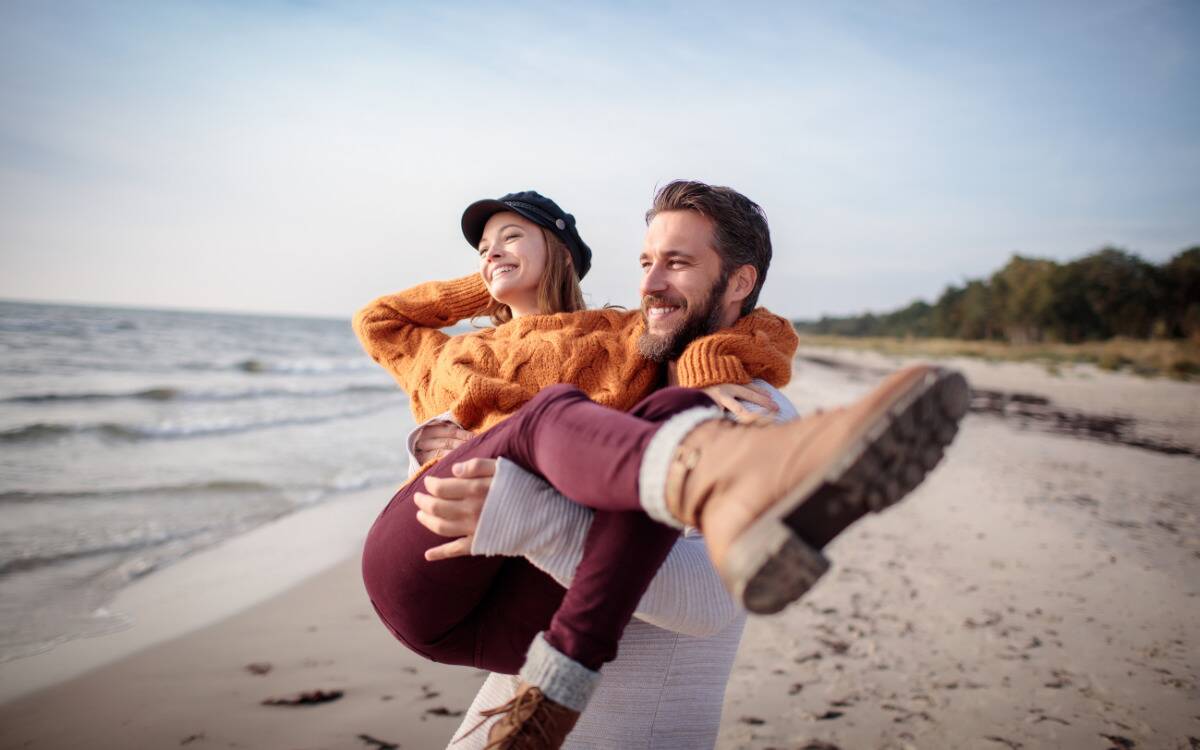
[792,244,1195,344]
[1048,248,1162,340]
[1163,246,1200,338]
[989,255,1057,342]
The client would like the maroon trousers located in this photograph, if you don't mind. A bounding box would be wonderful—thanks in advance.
[362,385,714,673]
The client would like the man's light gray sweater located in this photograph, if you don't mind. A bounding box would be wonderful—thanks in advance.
[406,382,798,750]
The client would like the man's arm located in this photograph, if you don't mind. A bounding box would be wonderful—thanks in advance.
[420,380,797,637]
[470,458,742,638]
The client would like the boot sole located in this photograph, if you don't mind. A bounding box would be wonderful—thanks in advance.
[724,366,970,615]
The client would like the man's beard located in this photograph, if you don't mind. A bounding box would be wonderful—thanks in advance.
[637,277,729,363]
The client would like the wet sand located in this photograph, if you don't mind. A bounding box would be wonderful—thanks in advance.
[0,554,479,750]
[2,350,1198,750]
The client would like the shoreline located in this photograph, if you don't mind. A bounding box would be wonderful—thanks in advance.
[0,485,397,705]
[0,551,484,750]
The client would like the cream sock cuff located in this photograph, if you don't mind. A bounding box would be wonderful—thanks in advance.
[638,406,727,529]
[518,633,600,712]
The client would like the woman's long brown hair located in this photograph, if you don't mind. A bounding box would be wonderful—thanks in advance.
[483,228,586,325]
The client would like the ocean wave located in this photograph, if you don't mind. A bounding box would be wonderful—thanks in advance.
[179,358,378,375]
[0,523,237,577]
[0,475,402,576]
[0,538,179,576]
[0,472,402,507]
[1,383,399,404]
[0,480,276,504]
[0,402,403,445]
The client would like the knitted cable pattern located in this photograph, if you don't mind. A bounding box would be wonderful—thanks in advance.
[353,274,798,432]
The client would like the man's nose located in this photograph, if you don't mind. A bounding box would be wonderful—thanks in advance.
[641,263,668,296]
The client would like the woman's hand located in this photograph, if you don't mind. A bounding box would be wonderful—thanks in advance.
[414,458,497,561]
[702,382,779,424]
[413,422,474,464]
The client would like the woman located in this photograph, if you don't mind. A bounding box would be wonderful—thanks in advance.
[356,189,967,749]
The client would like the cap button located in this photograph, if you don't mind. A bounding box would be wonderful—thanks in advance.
[555,219,566,230]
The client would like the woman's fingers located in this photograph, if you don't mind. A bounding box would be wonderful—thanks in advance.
[719,383,778,411]
[425,535,474,561]
[736,410,777,426]
[421,422,469,439]
[701,386,738,414]
[737,383,780,411]
[412,422,473,462]
[725,399,754,422]
[702,386,754,421]
[702,383,779,423]
[415,435,469,452]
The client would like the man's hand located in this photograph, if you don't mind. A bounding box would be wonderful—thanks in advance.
[413,422,474,464]
[414,458,497,561]
[702,382,779,424]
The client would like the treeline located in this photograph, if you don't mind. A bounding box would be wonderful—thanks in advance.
[795,246,1200,343]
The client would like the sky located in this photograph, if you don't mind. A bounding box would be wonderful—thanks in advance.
[1,0,1197,320]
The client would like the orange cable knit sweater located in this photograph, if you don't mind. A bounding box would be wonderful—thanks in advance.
[353,275,798,433]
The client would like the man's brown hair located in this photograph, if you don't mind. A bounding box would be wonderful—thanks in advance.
[484,228,586,325]
[645,180,772,316]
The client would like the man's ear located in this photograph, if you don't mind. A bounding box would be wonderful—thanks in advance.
[724,264,758,309]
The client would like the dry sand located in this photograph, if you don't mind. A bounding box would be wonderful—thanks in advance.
[2,350,1198,750]
[720,351,1200,750]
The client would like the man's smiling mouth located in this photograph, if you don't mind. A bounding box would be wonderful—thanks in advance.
[643,296,686,321]
[646,305,680,319]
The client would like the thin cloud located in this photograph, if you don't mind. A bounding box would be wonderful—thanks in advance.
[1,1,1197,318]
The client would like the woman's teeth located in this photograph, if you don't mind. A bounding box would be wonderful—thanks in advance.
[493,265,517,278]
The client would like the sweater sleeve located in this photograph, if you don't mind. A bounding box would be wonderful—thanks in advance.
[405,412,460,478]
[673,307,798,389]
[352,275,493,404]
[471,459,741,638]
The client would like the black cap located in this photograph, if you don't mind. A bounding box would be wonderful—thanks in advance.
[461,191,592,280]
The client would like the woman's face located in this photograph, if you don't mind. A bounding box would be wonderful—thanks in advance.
[478,211,548,318]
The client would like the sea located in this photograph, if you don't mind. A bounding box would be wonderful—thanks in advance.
[0,300,415,663]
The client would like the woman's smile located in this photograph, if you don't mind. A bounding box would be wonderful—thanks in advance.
[490,263,519,280]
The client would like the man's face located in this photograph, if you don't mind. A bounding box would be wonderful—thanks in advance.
[637,210,729,362]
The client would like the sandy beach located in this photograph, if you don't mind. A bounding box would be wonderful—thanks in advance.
[2,350,1198,750]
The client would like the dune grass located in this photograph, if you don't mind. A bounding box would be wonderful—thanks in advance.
[794,334,1200,381]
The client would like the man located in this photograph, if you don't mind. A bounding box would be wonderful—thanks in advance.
[402,181,966,748]
[401,181,790,749]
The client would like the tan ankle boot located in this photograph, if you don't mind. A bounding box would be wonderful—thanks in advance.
[475,681,579,749]
[665,365,969,614]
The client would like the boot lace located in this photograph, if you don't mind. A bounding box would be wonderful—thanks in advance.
[454,686,555,749]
